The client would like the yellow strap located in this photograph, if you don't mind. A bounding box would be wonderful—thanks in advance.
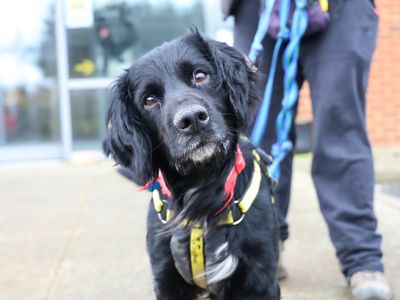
[190,227,207,289]
[152,189,164,213]
[237,158,262,214]
[218,210,234,225]
[252,149,269,176]
[320,0,329,13]
[152,189,175,222]
[252,149,261,163]
[166,209,174,222]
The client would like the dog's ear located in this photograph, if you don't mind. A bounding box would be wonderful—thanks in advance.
[103,71,156,186]
[197,33,259,129]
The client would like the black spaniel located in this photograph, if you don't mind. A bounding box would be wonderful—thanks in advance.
[104,30,280,300]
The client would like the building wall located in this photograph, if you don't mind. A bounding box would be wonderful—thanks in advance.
[297,0,400,147]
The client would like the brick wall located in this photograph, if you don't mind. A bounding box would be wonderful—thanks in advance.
[297,0,400,147]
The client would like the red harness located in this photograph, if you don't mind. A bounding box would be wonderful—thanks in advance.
[214,145,246,215]
[140,145,246,216]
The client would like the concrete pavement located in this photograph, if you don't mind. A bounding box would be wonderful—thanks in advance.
[0,150,398,300]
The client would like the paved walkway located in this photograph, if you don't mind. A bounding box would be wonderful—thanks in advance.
[0,150,399,300]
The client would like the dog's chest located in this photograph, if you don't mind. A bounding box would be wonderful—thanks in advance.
[170,225,238,293]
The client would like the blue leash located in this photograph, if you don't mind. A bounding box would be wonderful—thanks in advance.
[248,0,276,63]
[250,0,290,146]
[249,0,309,180]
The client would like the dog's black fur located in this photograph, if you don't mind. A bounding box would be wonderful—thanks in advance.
[104,31,280,300]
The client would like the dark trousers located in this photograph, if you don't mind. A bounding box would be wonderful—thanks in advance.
[234,0,383,277]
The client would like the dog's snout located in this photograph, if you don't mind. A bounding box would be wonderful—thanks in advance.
[173,105,210,133]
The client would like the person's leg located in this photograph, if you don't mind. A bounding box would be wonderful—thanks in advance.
[234,0,304,243]
[233,0,260,54]
[301,0,383,277]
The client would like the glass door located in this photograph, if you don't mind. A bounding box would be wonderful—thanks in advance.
[0,0,62,161]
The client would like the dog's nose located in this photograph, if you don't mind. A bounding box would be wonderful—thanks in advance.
[173,105,210,133]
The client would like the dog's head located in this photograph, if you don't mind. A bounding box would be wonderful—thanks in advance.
[103,31,258,185]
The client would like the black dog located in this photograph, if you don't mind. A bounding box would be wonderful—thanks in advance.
[104,31,280,300]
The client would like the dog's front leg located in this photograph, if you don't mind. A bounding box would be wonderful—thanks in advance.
[152,258,199,300]
[147,205,199,300]
[220,284,280,300]
[149,239,199,300]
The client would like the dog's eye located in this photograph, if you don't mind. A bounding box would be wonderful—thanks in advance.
[143,95,158,109]
[193,70,209,85]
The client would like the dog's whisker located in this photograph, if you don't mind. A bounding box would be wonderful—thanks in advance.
[221,113,237,117]
[151,140,166,153]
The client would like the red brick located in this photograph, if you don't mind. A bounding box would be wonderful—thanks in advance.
[296,0,400,146]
